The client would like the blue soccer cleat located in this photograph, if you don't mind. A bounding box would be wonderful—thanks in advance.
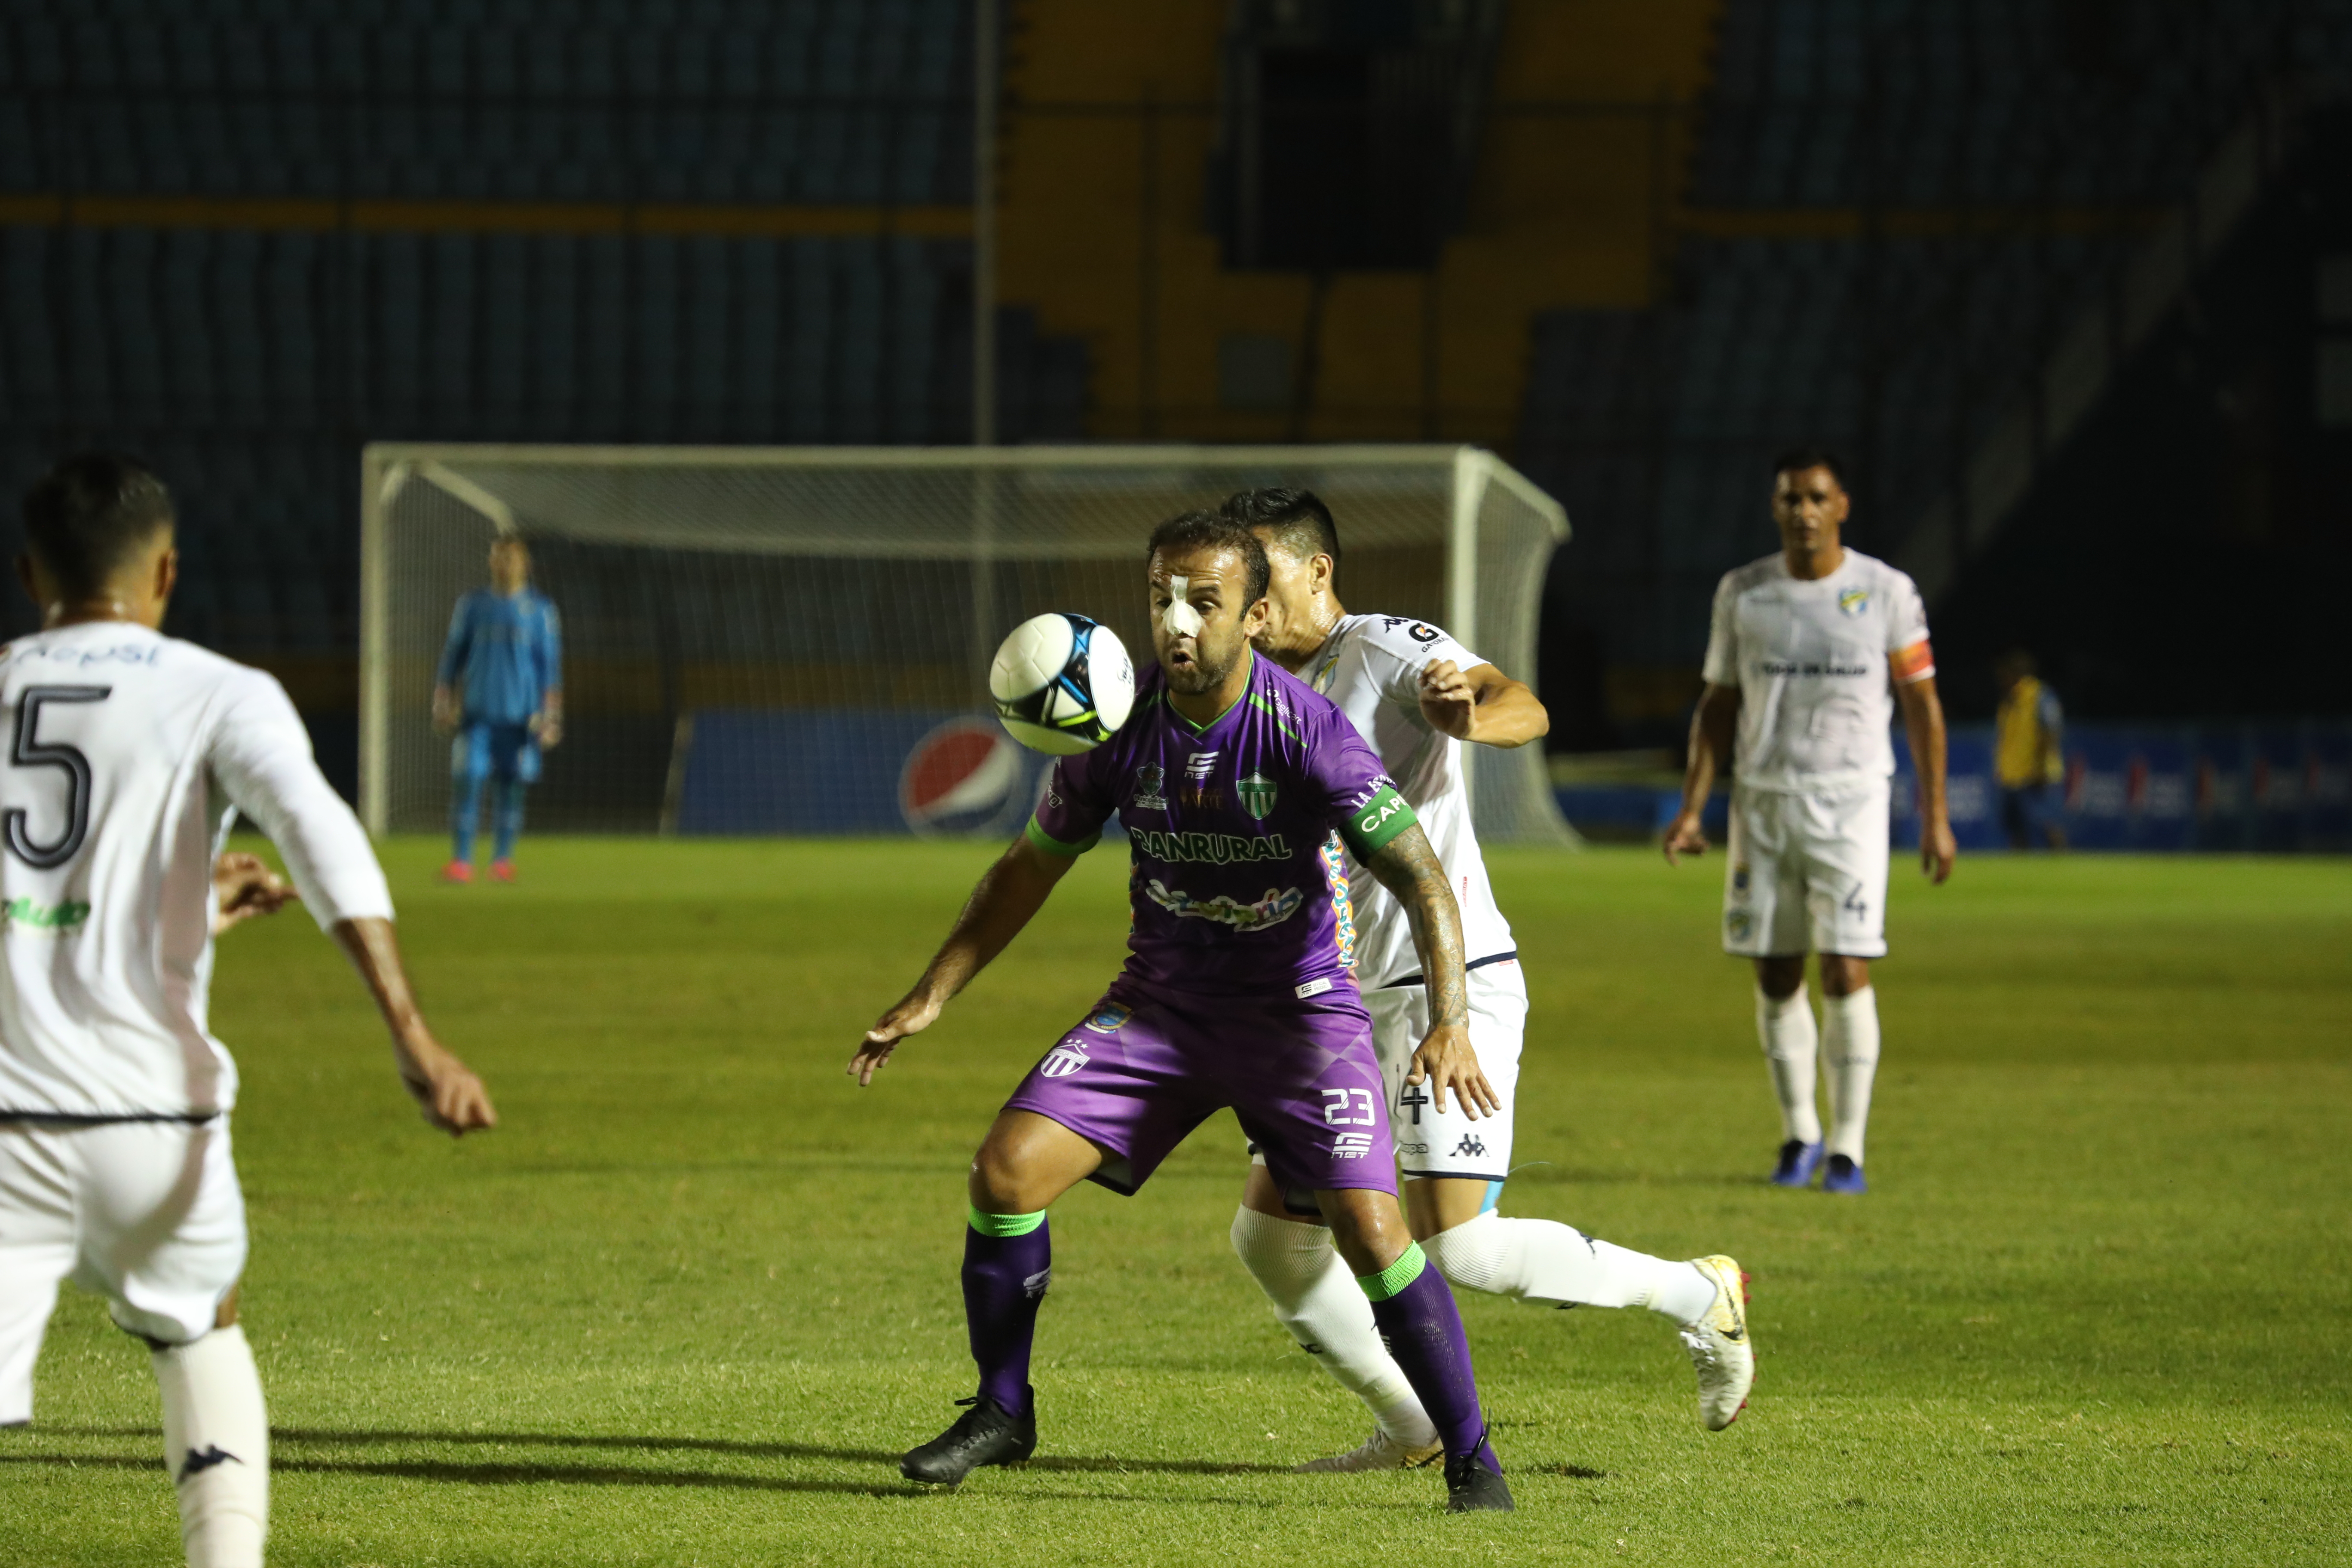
[1821,1154,1868,1195]
[1770,1139,1824,1188]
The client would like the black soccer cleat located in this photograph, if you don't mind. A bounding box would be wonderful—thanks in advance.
[1444,1447,1515,1513]
[899,1393,1037,1485]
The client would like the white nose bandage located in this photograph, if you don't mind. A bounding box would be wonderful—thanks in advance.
[1162,576,1205,638]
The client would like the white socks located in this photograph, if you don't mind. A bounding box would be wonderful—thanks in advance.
[1230,1204,1726,1442]
[1228,1206,1436,1447]
[1821,986,1882,1165]
[152,1325,269,1568]
[1755,986,1823,1145]
[1422,1211,1718,1324]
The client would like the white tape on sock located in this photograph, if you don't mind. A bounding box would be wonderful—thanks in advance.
[1424,1210,1714,1321]
[1756,985,1823,1145]
[153,1325,268,1568]
[1228,1206,1434,1446]
[1822,986,1882,1164]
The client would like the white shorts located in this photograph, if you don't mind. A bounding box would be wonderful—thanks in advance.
[1369,959,1527,1183]
[0,1120,248,1424]
[1723,780,1891,959]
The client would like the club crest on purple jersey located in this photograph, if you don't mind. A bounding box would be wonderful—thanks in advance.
[1237,772,1278,819]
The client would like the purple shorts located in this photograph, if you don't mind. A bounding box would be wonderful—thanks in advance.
[1003,980,1396,1200]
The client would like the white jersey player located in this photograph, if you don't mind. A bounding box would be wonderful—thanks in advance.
[1666,451,1954,1197]
[1216,489,1755,1471]
[0,456,496,1568]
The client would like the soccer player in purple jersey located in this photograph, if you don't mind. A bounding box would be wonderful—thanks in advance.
[848,512,1516,1512]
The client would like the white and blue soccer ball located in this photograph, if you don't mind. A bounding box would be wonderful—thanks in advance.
[989,612,1134,755]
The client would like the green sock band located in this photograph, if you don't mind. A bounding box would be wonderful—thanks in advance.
[1357,1242,1428,1302]
[967,1206,1047,1238]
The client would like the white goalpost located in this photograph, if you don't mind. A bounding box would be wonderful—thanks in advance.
[359,444,1574,845]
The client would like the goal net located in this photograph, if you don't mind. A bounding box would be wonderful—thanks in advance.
[360,445,1574,845]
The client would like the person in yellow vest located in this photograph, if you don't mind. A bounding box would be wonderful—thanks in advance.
[1995,649,2066,850]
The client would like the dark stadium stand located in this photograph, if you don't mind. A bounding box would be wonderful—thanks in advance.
[0,0,973,205]
[1518,0,2352,745]
[0,0,1087,778]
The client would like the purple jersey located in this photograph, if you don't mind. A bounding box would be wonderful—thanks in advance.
[1026,652,1418,1000]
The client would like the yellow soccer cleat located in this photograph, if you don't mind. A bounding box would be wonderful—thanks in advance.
[1680,1255,1755,1430]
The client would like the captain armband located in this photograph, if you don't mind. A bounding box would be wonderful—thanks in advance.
[1339,783,1418,859]
[1890,639,1936,684]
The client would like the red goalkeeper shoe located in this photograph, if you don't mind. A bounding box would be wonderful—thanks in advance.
[439,861,473,884]
[490,859,517,883]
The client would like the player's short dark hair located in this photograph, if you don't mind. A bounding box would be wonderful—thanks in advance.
[1147,510,1271,607]
[1771,447,1847,490]
[1219,487,1341,568]
[22,453,176,599]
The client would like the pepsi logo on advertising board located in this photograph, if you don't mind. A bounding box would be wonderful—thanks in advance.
[900,718,1029,837]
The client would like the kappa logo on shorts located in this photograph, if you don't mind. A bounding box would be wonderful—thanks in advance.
[1332,1131,1377,1160]
[1084,1003,1132,1034]
[1397,1142,1429,1155]
[1039,1043,1090,1078]
[1452,1135,1487,1158]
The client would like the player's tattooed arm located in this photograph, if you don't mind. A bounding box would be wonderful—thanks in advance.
[1363,822,1501,1121]
[848,836,1079,1087]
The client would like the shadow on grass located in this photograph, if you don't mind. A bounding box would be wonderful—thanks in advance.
[1,1451,925,1497]
[283,1428,1295,1476]
[22,1425,1298,1479]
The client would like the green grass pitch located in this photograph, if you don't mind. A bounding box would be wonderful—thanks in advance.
[4,839,2347,1565]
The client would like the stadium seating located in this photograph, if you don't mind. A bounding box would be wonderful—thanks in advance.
[0,0,974,206]
[1693,0,2345,209]
[0,220,1078,655]
[0,2,1087,676]
[1517,0,2349,718]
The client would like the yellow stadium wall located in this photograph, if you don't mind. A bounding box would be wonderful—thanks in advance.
[998,0,1721,448]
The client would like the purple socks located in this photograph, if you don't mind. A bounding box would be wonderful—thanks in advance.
[1363,1243,1498,1471]
[963,1209,1053,1415]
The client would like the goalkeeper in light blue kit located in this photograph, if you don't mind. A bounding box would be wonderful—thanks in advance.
[433,536,563,883]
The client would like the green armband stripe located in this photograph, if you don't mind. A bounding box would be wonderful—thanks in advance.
[1025,816,1095,858]
[1358,1242,1427,1302]
[1338,784,1418,859]
[968,1206,1047,1237]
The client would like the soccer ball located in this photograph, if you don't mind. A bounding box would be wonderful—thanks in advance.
[989,612,1135,754]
